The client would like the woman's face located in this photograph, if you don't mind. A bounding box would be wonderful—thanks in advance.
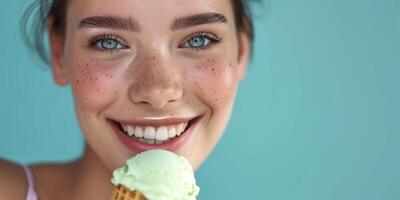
[51,0,249,170]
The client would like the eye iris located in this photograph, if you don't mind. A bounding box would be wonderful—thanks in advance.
[101,39,118,49]
[189,36,206,48]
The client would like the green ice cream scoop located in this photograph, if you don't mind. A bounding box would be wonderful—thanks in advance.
[111,150,200,200]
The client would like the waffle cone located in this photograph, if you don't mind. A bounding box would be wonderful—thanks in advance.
[111,184,147,200]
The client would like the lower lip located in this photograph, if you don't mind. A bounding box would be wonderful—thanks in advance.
[109,117,200,153]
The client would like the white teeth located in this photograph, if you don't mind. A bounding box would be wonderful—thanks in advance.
[144,126,156,139]
[119,120,192,142]
[139,138,169,145]
[156,140,164,144]
[122,124,128,132]
[156,126,168,141]
[139,138,146,143]
[168,127,177,138]
[127,125,134,136]
[146,139,156,144]
[176,123,184,136]
[176,122,188,136]
[134,127,144,138]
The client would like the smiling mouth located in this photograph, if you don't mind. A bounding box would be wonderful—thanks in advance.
[110,117,199,145]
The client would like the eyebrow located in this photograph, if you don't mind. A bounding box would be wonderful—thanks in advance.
[171,12,228,31]
[78,16,140,32]
[78,12,228,32]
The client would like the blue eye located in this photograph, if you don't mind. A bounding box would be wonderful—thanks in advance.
[89,34,127,52]
[97,38,124,50]
[187,36,210,48]
[181,32,221,49]
[97,39,121,49]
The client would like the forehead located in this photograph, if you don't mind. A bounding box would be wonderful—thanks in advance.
[67,0,234,27]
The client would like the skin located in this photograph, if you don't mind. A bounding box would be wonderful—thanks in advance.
[0,0,249,199]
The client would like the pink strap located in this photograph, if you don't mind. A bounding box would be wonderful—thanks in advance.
[22,165,38,200]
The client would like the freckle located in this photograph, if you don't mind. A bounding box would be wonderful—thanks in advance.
[76,80,80,84]
[195,65,203,70]
[97,89,100,92]
[211,68,215,72]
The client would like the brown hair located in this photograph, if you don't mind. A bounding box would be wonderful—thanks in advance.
[21,0,259,63]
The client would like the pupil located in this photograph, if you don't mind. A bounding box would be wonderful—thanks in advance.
[102,39,117,49]
[190,37,205,47]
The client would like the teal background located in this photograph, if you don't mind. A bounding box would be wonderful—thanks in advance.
[1,0,399,199]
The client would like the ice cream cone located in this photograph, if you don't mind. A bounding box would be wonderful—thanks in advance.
[111,150,200,200]
[111,184,147,200]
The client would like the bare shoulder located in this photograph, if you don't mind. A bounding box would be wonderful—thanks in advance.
[0,158,27,199]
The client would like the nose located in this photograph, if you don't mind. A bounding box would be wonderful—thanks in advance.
[128,50,183,109]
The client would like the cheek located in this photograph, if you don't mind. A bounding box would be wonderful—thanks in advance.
[70,58,120,112]
[190,58,237,109]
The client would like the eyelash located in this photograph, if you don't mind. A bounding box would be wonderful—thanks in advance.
[87,31,222,54]
[88,34,128,54]
[180,31,222,50]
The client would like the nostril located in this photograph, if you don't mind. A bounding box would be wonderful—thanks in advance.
[133,93,181,109]
[129,80,183,109]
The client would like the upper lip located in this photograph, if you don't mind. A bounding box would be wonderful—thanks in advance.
[113,116,197,127]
